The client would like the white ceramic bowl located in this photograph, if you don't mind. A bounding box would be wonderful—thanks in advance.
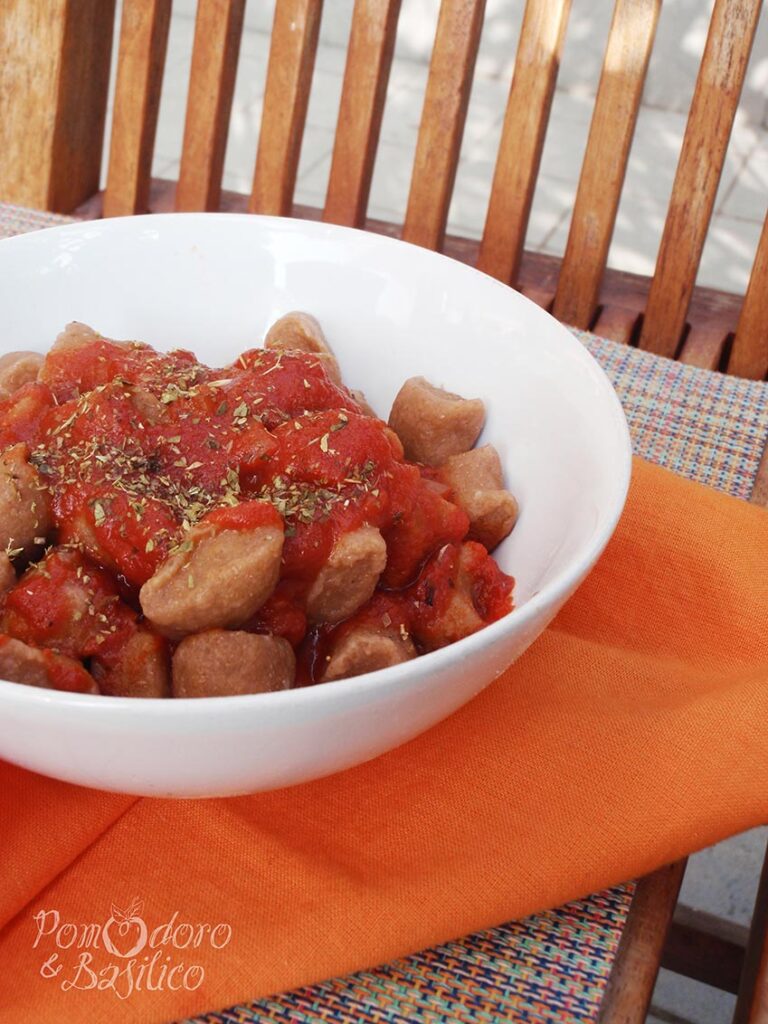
[0,214,630,797]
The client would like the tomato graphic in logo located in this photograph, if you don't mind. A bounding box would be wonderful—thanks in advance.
[102,898,148,958]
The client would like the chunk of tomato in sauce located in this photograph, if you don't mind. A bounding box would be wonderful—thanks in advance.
[381,475,470,589]
[460,540,516,622]
[246,580,308,648]
[2,548,138,661]
[407,541,514,649]
[228,350,360,428]
[251,410,407,584]
[203,500,282,532]
[151,380,278,489]
[55,484,179,589]
[41,649,99,693]
[42,334,200,402]
[269,409,400,487]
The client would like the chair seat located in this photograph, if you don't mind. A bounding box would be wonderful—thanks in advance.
[184,887,633,1024]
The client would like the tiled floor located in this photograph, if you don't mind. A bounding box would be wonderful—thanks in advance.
[104,3,768,1022]
[102,0,768,295]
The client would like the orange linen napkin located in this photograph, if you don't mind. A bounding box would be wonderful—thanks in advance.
[0,456,767,1023]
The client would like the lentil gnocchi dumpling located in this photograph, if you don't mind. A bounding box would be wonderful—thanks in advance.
[0,317,517,697]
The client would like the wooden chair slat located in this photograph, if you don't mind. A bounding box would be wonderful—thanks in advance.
[175,0,246,212]
[249,0,323,216]
[637,0,762,357]
[81,178,753,362]
[402,0,486,252]
[520,284,554,311]
[750,442,768,510]
[591,305,638,345]
[729,211,768,381]
[0,0,117,214]
[598,861,687,1024]
[103,0,171,218]
[552,0,660,328]
[323,0,402,227]
[476,0,570,285]
[678,327,727,371]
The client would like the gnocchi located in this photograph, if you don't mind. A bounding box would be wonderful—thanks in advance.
[172,630,295,697]
[388,376,485,466]
[306,525,387,624]
[140,508,284,639]
[0,443,52,559]
[0,351,43,400]
[437,445,518,550]
[0,315,516,699]
[322,626,416,682]
[264,311,342,384]
[0,635,97,693]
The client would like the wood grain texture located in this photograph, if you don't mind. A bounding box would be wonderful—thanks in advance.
[750,441,768,510]
[104,0,171,217]
[519,285,554,310]
[552,0,660,328]
[476,0,570,285]
[598,862,687,1024]
[75,178,748,346]
[250,0,323,216]
[323,0,402,227]
[0,0,66,209]
[402,0,486,251]
[0,0,116,213]
[678,326,727,371]
[730,211,768,381]
[176,0,246,212]
[638,0,762,357]
[591,305,638,345]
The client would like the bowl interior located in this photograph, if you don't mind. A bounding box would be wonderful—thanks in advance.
[0,213,629,614]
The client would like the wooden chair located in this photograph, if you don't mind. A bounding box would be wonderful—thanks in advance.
[1,1,767,1019]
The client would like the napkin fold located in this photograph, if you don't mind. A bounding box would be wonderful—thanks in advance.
[0,456,766,1023]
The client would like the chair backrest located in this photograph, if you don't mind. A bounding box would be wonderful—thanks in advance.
[1,0,767,380]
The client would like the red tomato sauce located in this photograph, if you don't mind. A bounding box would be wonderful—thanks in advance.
[3,548,138,661]
[297,542,514,684]
[39,649,96,693]
[0,329,514,691]
[0,634,96,694]
[0,382,56,451]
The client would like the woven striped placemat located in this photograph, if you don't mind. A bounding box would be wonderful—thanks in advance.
[1,203,766,1024]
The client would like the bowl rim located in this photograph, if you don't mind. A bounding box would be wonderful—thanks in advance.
[0,212,632,715]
